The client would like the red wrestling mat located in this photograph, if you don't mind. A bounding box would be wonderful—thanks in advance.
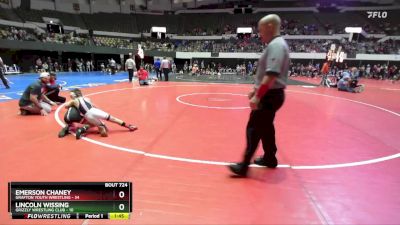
[0,81,399,225]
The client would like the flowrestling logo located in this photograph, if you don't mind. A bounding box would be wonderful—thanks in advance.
[367,11,388,18]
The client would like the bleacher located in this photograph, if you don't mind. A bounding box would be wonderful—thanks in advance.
[14,8,45,23]
[180,13,225,35]
[14,8,86,28]
[41,10,87,28]
[359,10,400,35]
[136,14,182,34]
[1,5,399,58]
[93,36,135,48]
[0,7,23,22]
[81,13,138,33]
[315,12,383,34]
[3,6,399,36]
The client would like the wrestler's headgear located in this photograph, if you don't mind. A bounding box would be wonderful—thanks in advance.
[70,88,83,98]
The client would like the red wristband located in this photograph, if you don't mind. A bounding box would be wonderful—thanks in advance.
[256,84,269,98]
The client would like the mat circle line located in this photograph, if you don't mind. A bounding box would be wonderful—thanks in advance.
[176,92,249,109]
[54,84,400,170]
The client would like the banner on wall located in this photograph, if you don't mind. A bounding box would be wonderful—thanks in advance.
[153,56,173,64]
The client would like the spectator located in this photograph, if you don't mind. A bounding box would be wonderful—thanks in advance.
[125,54,137,83]
[110,58,116,75]
[320,61,330,86]
[247,61,253,75]
[53,61,60,72]
[86,60,91,72]
[183,61,189,73]
[42,61,49,72]
[76,58,82,72]
[80,58,85,71]
[35,58,42,72]
[172,62,177,74]
[67,58,72,72]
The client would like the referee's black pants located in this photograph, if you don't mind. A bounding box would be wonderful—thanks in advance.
[0,68,10,88]
[242,89,285,165]
[128,69,134,82]
[162,68,169,81]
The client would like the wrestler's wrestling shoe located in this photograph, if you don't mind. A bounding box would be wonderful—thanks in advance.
[58,126,70,138]
[127,125,138,132]
[76,125,90,140]
[254,156,278,168]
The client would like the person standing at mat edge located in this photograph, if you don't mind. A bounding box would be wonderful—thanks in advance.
[125,53,137,83]
[161,57,170,81]
[110,58,116,75]
[154,58,161,80]
[0,56,10,89]
[228,14,289,177]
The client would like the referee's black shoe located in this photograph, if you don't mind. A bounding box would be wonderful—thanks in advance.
[254,156,278,168]
[228,163,248,177]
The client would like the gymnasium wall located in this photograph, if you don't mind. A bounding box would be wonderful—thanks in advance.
[26,0,174,13]
[31,0,54,10]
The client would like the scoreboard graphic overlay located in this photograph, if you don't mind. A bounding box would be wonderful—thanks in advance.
[8,182,132,220]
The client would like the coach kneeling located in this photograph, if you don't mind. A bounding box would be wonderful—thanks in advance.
[138,66,149,86]
[19,72,56,116]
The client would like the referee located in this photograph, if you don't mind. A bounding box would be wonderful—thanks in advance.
[229,14,290,177]
[160,57,170,81]
[125,53,137,82]
[0,56,10,89]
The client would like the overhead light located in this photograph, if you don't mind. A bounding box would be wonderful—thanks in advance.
[345,27,362,33]
[151,27,166,33]
[236,27,252,34]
